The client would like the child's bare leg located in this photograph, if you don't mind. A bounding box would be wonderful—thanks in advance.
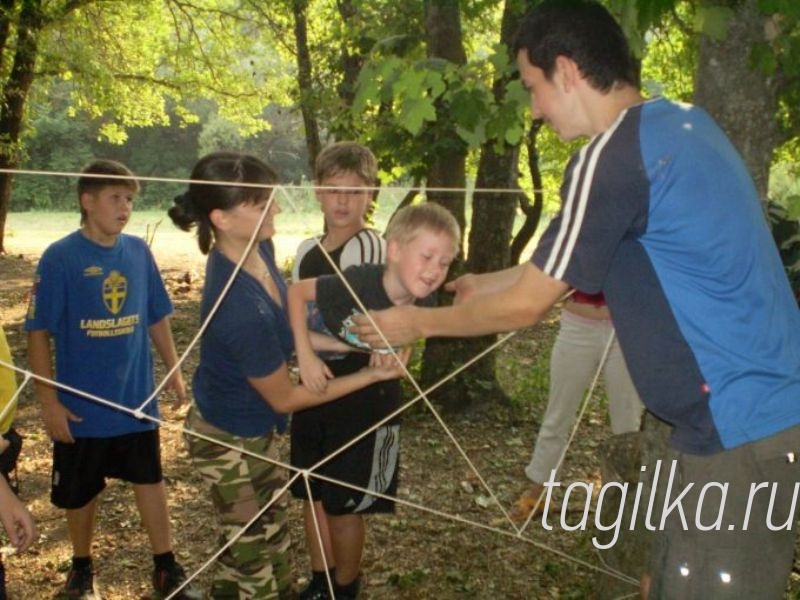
[66,497,99,556]
[304,500,335,572]
[328,513,364,585]
[133,482,172,554]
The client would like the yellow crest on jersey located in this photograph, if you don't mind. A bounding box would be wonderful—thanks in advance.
[102,270,128,315]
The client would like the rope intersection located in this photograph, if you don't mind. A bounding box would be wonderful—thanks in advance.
[0,167,639,597]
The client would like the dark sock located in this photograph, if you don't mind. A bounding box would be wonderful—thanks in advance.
[333,576,360,597]
[71,556,92,572]
[153,551,176,571]
[307,568,335,591]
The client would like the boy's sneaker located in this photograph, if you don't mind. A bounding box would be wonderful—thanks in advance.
[152,562,202,600]
[60,566,101,599]
[298,580,330,600]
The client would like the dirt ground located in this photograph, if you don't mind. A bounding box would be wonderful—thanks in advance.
[1,247,798,600]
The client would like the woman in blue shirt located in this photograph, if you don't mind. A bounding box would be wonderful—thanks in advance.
[169,152,407,599]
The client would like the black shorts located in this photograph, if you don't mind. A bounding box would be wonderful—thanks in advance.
[51,429,163,509]
[290,355,401,515]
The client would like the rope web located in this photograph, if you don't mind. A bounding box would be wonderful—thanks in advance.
[0,167,640,597]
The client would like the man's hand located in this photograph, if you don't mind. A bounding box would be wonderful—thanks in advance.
[351,306,422,348]
[41,400,81,443]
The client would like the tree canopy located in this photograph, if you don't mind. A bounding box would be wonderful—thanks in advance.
[1,0,798,293]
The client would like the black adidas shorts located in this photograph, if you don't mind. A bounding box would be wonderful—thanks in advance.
[51,429,163,509]
[290,356,401,515]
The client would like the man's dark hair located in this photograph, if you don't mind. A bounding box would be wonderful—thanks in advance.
[77,159,139,224]
[513,0,640,92]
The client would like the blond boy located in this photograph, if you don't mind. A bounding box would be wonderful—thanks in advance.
[289,201,460,599]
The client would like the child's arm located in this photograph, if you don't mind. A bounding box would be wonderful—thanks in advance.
[287,279,334,393]
[149,317,187,407]
[0,476,36,552]
[27,330,81,443]
[248,346,412,414]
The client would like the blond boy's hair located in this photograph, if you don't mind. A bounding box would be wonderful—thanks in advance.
[315,141,378,185]
[385,202,461,251]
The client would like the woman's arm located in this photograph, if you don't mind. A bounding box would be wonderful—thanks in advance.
[248,347,411,414]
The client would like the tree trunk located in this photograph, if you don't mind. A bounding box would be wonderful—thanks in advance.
[0,0,15,70]
[590,413,671,598]
[291,0,322,173]
[418,0,481,412]
[692,0,780,201]
[335,0,363,114]
[442,0,534,410]
[510,120,545,264]
[0,0,43,254]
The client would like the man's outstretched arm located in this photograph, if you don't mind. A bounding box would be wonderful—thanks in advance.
[352,262,568,346]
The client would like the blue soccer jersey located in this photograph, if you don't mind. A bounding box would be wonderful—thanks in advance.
[532,98,800,455]
[25,231,173,437]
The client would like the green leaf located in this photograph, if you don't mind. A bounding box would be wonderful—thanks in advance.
[455,122,486,147]
[449,87,489,130]
[423,70,447,100]
[397,96,436,135]
[487,44,511,76]
[393,68,427,98]
[353,65,381,113]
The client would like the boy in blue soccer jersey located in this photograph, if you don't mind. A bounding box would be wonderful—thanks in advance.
[25,160,200,600]
[353,2,800,598]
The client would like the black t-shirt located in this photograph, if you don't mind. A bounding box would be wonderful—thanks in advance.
[316,263,435,352]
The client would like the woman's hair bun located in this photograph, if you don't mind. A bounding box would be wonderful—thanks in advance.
[168,191,197,230]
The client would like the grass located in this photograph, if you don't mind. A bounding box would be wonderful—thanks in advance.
[7,197,543,278]
[6,188,409,270]
[6,208,387,273]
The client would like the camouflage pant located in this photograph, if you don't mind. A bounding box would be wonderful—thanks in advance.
[185,407,291,599]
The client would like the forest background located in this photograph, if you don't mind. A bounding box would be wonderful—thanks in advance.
[0,0,799,404]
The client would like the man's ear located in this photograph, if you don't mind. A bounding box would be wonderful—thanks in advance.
[554,55,581,92]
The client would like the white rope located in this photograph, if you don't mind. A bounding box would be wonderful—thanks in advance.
[3,325,639,591]
[135,187,279,415]
[518,322,617,534]
[302,474,336,599]
[3,173,642,593]
[163,471,303,600]
[0,166,545,195]
[0,367,29,427]
[298,223,521,529]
